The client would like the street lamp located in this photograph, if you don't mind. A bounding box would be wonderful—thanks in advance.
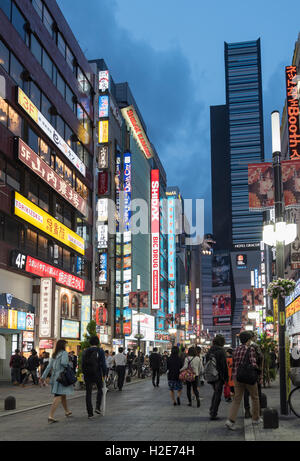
[262,111,296,415]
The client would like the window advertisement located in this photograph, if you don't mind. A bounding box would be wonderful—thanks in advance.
[98,120,109,143]
[17,88,85,176]
[81,295,91,341]
[18,139,88,216]
[99,252,108,285]
[14,192,85,255]
[151,170,160,310]
[99,95,109,118]
[61,320,80,339]
[168,197,176,313]
[17,311,26,330]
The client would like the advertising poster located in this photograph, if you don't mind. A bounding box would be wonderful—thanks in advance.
[168,197,176,313]
[248,163,274,211]
[285,66,300,160]
[99,70,109,92]
[25,313,34,331]
[80,295,91,341]
[123,308,132,335]
[123,153,132,232]
[123,256,131,269]
[99,95,109,118]
[95,303,107,326]
[242,288,264,306]
[99,253,108,285]
[97,224,108,249]
[17,311,26,330]
[98,120,109,143]
[212,252,230,287]
[291,234,300,270]
[0,307,8,328]
[212,294,231,317]
[151,169,160,310]
[8,310,18,329]
[282,160,300,208]
[61,320,80,339]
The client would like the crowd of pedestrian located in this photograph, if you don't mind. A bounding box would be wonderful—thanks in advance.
[9,331,279,428]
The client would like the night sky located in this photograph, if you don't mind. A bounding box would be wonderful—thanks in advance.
[58,0,300,234]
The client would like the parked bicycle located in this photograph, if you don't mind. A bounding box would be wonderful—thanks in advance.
[288,367,300,417]
[106,367,118,390]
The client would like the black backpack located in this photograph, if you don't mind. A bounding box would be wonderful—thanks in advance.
[82,348,100,377]
[11,355,22,368]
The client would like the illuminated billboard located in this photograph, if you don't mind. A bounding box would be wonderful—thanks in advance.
[168,196,176,313]
[285,66,300,160]
[151,170,160,309]
[99,120,109,143]
[123,153,132,232]
[121,105,153,159]
[14,192,85,255]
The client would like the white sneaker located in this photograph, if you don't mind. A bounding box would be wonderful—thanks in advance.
[225,419,236,431]
[252,417,263,425]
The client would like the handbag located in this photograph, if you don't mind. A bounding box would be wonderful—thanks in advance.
[179,357,196,383]
[57,365,77,386]
[236,347,258,385]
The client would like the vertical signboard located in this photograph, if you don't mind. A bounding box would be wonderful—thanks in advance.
[151,170,160,310]
[168,196,176,313]
[81,295,91,341]
[285,66,300,160]
[39,278,55,338]
[123,153,132,232]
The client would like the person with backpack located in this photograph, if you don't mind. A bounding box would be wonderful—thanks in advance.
[224,348,234,402]
[180,347,201,407]
[82,336,107,418]
[205,335,228,420]
[225,331,261,431]
[243,331,263,418]
[40,339,74,423]
[9,349,22,385]
[149,347,162,387]
[22,349,40,386]
[167,346,184,405]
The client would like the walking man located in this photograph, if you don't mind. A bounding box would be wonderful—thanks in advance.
[82,336,107,418]
[150,347,162,387]
[9,349,22,385]
[206,335,228,420]
[244,332,263,418]
[22,349,40,386]
[114,347,127,391]
[225,331,261,430]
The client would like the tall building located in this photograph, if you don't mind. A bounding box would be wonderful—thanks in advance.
[0,0,95,378]
[211,39,266,344]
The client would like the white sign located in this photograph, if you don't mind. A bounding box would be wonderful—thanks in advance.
[128,311,155,342]
[97,224,108,249]
[39,278,53,338]
[99,70,109,92]
[97,198,108,222]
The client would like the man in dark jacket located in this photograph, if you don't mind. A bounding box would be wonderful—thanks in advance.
[9,349,22,384]
[244,332,263,418]
[206,335,228,420]
[22,349,40,386]
[150,348,162,387]
[82,336,107,418]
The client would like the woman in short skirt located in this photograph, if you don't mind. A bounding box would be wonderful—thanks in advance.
[167,346,184,406]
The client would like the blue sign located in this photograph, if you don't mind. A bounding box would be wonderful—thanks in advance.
[99,252,107,285]
[168,197,176,313]
[99,95,109,118]
[17,311,26,330]
[123,153,131,232]
[254,269,259,289]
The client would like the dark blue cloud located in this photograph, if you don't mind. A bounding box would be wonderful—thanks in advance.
[57,0,212,232]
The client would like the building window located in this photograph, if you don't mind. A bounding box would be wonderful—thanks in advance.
[0,39,9,73]
[28,127,39,153]
[10,54,24,87]
[57,32,66,58]
[71,296,79,318]
[41,93,51,122]
[31,35,42,65]
[56,72,65,98]
[43,5,54,38]
[61,294,69,317]
[28,179,39,205]
[4,216,19,246]
[38,234,48,260]
[39,185,49,212]
[0,97,8,127]
[32,0,43,20]
[39,138,51,165]
[6,162,20,191]
[63,248,71,272]
[12,3,28,43]
[26,228,38,255]
[8,106,22,137]
[42,49,52,80]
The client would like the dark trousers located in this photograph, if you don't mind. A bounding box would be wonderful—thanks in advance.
[152,368,160,386]
[187,379,199,402]
[116,365,126,390]
[11,368,21,384]
[127,362,133,377]
[244,381,262,410]
[85,378,103,416]
[22,369,38,385]
[209,379,223,417]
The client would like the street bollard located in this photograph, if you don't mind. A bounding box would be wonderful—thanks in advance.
[262,408,279,429]
[4,396,16,411]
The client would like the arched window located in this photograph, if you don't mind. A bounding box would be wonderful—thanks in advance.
[61,294,69,317]
[71,296,79,318]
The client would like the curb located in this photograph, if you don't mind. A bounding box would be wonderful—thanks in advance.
[0,377,149,418]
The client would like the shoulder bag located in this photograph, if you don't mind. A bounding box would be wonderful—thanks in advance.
[179,357,196,383]
[56,353,77,386]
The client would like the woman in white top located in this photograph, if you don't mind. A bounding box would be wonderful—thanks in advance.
[181,347,201,407]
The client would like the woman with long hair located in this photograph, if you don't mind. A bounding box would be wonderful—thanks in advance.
[167,346,184,406]
[181,346,201,407]
[40,339,74,423]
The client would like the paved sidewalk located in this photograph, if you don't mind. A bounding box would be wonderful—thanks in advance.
[244,377,300,441]
[0,375,142,417]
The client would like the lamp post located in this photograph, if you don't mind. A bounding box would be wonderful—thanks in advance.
[262,111,296,415]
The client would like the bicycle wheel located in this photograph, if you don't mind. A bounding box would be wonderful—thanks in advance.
[289,386,300,417]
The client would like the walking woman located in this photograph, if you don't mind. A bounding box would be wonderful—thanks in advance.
[181,347,201,407]
[40,339,73,423]
[167,346,184,406]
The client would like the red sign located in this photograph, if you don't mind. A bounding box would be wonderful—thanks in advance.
[25,256,85,292]
[95,303,107,325]
[151,170,160,309]
[18,138,88,216]
[39,339,54,349]
[285,66,300,160]
[98,171,109,195]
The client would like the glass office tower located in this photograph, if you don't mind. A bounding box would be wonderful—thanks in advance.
[225,39,265,245]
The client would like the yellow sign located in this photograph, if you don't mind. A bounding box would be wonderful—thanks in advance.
[98,120,109,143]
[8,310,18,329]
[14,192,85,255]
[18,87,38,123]
[273,299,278,322]
[286,296,300,318]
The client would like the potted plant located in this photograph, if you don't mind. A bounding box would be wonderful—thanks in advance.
[267,278,296,299]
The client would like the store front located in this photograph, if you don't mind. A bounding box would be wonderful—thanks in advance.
[285,278,300,365]
[125,311,155,355]
[154,331,171,353]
